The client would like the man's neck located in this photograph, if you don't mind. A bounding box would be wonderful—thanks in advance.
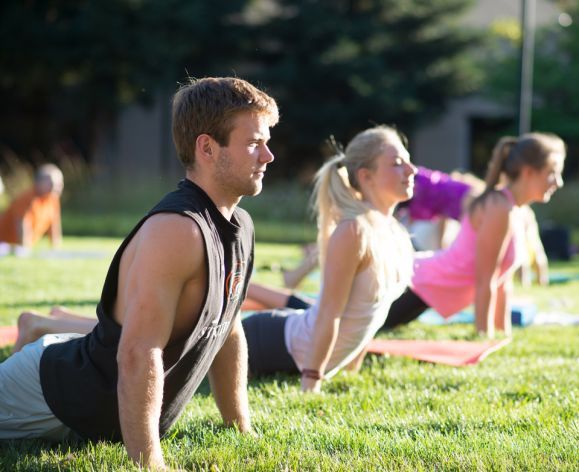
[185,173,240,220]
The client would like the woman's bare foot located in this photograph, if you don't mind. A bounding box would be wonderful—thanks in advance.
[12,311,48,353]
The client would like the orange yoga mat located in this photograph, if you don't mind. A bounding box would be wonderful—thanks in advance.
[1,325,511,366]
[0,326,18,348]
[367,338,511,366]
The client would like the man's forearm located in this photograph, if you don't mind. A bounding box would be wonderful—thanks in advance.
[208,320,251,431]
[117,347,166,468]
[16,219,31,247]
[49,222,62,247]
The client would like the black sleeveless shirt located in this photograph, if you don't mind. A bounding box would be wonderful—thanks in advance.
[39,179,254,441]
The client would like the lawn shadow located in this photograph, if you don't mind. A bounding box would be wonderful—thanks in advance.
[191,371,297,399]
[0,435,94,471]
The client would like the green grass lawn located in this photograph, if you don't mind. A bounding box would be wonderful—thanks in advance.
[1,237,578,471]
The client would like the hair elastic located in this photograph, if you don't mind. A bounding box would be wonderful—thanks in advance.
[301,368,324,380]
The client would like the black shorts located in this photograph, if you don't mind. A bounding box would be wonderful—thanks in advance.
[380,288,430,330]
[242,309,300,377]
[286,293,313,310]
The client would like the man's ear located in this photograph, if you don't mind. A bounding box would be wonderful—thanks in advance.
[196,134,217,162]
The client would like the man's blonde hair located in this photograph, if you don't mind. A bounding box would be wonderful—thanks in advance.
[172,77,279,169]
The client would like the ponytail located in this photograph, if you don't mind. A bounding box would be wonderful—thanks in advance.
[311,152,367,266]
[484,136,517,190]
[312,125,415,296]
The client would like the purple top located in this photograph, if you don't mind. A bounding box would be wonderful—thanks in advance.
[408,167,472,221]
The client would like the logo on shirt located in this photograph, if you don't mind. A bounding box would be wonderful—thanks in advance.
[225,262,245,302]
[203,320,231,340]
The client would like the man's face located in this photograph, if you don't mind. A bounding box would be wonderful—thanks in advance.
[214,111,274,198]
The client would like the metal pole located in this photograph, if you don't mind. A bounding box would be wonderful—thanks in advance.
[518,0,536,135]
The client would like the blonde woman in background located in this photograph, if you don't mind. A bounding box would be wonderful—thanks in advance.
[241,125,416,392]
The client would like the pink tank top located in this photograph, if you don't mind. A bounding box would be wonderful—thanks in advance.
[411,188,521,317]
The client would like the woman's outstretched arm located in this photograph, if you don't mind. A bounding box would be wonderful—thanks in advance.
[301,220,363,392]
[474,194,512,337]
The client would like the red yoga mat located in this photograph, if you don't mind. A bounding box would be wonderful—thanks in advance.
[1,325,511,367]
[367,338,511,366]
[0,326,18,348]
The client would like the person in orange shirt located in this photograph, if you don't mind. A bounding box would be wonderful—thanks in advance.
[0,164,63,254]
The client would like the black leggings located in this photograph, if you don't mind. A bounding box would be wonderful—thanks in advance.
[286,294,313,310]
[242,309,300,377]
[380,288,430,331]
[243,290,427,374]
[241,293,312,377]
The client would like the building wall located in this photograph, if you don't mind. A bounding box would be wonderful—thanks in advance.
[411,96,513,172]
[93,91,181,181]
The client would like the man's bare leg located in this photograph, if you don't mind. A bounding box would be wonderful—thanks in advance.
[12,311,97,353]
[282,244,319,289]
[246,283,293,309]
[49,306,91,320]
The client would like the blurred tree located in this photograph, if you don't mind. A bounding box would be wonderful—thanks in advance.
[245,0,481,176]
[483,1,579,174]
[0,0,250,163]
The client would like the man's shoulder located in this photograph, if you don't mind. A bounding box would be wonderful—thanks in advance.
[7,189,35,213]
[143,212,204,237]
[138,213,205,257]
[128,214,206,280]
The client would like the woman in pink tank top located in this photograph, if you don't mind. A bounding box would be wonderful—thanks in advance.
[381,132,566,337]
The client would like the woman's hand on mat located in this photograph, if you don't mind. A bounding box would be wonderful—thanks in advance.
[301,376,322,393]
[234,420,257,437]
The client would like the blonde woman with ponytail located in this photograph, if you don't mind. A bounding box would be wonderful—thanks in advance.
[241,126,416,392]
[380,132,566,337]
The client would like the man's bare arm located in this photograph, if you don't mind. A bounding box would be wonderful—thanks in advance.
[116,214,205,469]
[208,316,251,432]
[48,204,62,248]
[16,218,32,247]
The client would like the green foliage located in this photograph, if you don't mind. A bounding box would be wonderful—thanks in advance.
[483,5,579,173]
[531,7,579,140]
[59,175,318,242]
[247,0,481,173]
[533,177,579,230]
[0,0,251,155]
[0,238,578,470]
[0,0,483,177]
